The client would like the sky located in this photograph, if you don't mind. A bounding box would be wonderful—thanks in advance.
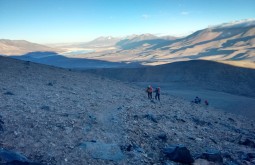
[0,0,255,44]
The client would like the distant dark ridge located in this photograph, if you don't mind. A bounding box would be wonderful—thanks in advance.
[84,60,255,97]
[7,51,142,69]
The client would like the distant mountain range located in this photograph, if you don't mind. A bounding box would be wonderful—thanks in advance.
[0,19,254,64]
[112,19,255,63]
[116,33,166,50]
[83,36,121,47]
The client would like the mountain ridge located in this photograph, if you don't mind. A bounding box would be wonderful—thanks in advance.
[0,39,61,56]
[1,19,255,66]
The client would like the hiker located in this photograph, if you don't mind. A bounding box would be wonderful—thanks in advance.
[192,96,201,104]
[205,100,209,106]
[146,85,153,99]
[155,87,160,101]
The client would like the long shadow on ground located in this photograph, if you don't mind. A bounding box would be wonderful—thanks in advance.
[6,51,142,69]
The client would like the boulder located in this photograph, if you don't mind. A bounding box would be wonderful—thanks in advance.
[199,149,223,163]
[40,106,50,111]
[0,149,28,163]
[163,145,194,164]
[238,137,255,148]
[3,91,14,95]
[240,152,255,161]
[2,160,43,165]
[247,153,255,160]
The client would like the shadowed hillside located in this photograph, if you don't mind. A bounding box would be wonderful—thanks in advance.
[1,56,254,165]
[85,60,255,97]
[9,51,141,69]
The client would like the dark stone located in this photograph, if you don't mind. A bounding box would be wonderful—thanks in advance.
[0,149,28,163]
[88,115,97,124]
[40,106,50,111]
[192,118,210,126]
[162,160,177,165]
[222,152,232,159]
[228,118,235,122]
[163,145,194,164]
[238,137,255,148]
[144,114,158,123]
[133,115,139,120]
[142,132,149,138]
[126,144,132,152]
[247,153,255,159]
[174,116,186,123]
[47,82,53,86]
[188,136,195,141]
[133,145,144,153]
[237,151,248,160]
[157,133,167,142]
[0,123,4,132]
[240,152,255,161]
[3,160,43,165]
[210,138,217,144]
[223,161,240,165]
[3,92,14,95]
[0,115,4,132]
[199,149,223,163]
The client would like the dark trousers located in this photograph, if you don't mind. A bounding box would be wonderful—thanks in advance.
[148,92,152,99]
[155,93,160,101]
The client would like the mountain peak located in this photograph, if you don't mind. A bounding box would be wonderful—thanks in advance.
[211,19,255,29]
[93,36,116,41]
[125,33,158,41]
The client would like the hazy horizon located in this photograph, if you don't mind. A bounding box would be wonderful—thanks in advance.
[1,0,255,44]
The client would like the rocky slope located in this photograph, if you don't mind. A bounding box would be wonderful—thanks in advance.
[0,56,255,165]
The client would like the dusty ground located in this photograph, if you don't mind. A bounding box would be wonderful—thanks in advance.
[0,56,255,165]
[135,82,255,119]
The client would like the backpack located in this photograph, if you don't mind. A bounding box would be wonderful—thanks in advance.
[156,87,160,93]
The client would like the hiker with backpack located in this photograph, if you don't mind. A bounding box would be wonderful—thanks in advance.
[155,87,160,101]
[192,96,201,104]
[146,85,153,99]
[205,100,209,106]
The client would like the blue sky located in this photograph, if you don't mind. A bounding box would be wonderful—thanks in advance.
[0,0,255,44]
